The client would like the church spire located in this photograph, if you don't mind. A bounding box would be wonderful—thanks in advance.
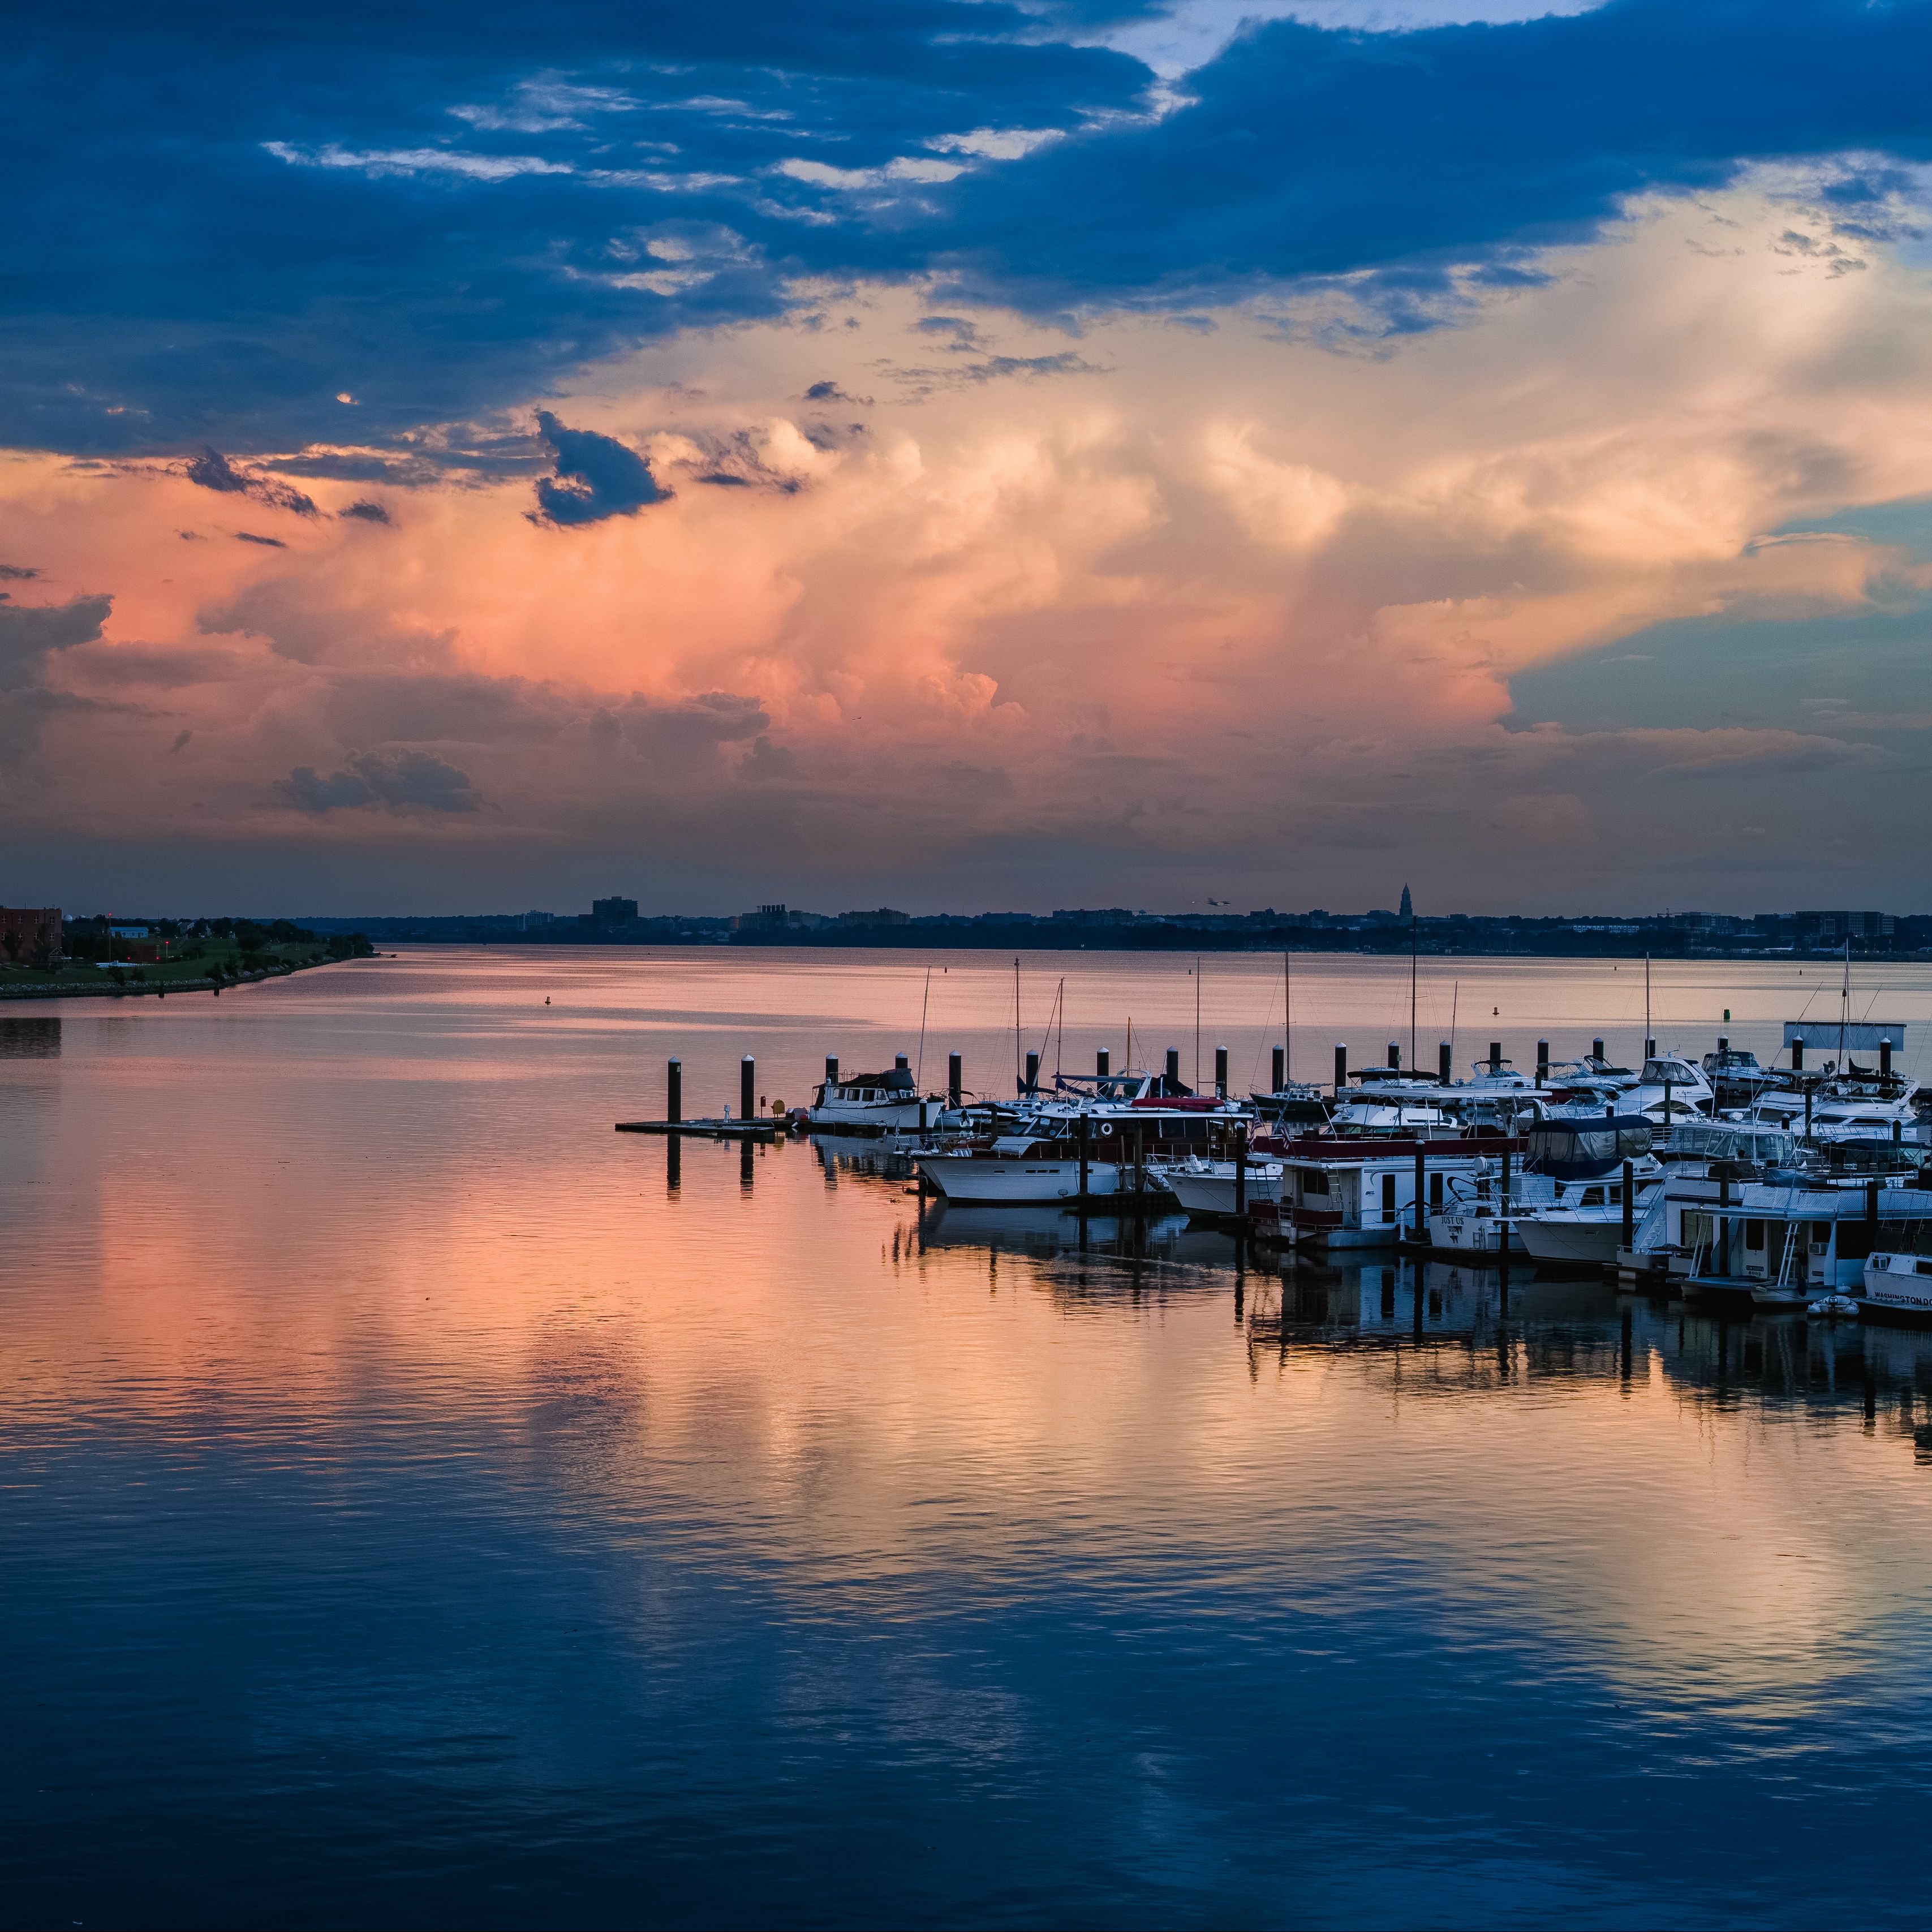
[1399,883,1413,921]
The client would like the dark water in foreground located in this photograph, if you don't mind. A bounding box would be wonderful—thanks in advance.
[7,948,1932,1929]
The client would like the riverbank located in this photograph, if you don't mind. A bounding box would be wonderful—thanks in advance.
[0,948,364,1000]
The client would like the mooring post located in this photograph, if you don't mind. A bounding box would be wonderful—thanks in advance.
[1488,1040,1503,1074]
[1387,1040,1400,1071]
[1645,1036,1657,1061]
[1623,1158,1635,1252]
[948,1052,962,1108]
[1439,1039,1452,1084]
[1215,1045,1228,1098]
[896,1052,909,1073]
[1097,1048,1110,1077]
[1167,1047,1182,1092]
[668,1057,682,1124]
[1271,1044,1285,1092]
[1882,1038,1894,1081]
[741,1055,755,1121]
[1234,1122,1248,1221]
[1792,1035,1805,1072]
[825,1053,838,1088]
[1593,1037,1605,1062]
[1535,1040,1549,1087]
[1334,1043,1348,1096]
[1024,1049,1040,1094]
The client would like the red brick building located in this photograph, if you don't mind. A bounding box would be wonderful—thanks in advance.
[0,906,62,969]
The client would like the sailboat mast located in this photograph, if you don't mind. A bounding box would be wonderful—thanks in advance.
[1410,908,1418,1073]
[1013,956,1021,1094]
[1194,957,1202,1090]
[1283,949,1292,1086]
[1840,938,1850,1069]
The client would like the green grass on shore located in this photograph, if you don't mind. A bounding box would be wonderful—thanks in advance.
[0,938,342,996]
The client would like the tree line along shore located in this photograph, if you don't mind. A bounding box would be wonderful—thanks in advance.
[1,921,376,1000]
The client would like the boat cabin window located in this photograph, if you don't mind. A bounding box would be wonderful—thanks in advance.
[1917,1259,1932,1277]
[1301,1171,1329,1196]
[1641,1059,1695,1084]
[1581,1186,1604,1207]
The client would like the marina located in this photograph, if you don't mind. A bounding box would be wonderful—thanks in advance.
[618,949,1932,1329]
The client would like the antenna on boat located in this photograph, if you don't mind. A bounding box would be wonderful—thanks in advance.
[1449,979,1458,1076]
[1409,892,1418,1075]
[1194,957,1202,1090]
[1644,953,1651,1057]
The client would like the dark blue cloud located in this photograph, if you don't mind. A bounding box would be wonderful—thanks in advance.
[8,0,1932,458]
[278,747,480,813]
[530,411,665,524]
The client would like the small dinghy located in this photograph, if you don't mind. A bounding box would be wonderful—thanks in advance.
[1806,1294,1860,1320]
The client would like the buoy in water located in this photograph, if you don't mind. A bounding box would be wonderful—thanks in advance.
[545,996,550,1005]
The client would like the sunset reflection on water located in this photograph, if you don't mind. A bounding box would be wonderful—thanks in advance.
[6,949,1932,1928]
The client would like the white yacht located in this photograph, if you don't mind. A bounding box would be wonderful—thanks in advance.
[1158,1154,1285,1219]
[914,1078,1253,1206]
[1627,1053,1714,1125]
[1433,1115,1656,1260]
[1861,1251,1932,1323]
[808,1061,944,1134]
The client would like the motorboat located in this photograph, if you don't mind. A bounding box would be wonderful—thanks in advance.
[914,1077,1256,1205]
[1627,1053,1715,1124]
[1860,1251,1932,1323]
[1156,1152,1285,1220]
[1434,1115,1656,1261]
[808,1061,946,1134]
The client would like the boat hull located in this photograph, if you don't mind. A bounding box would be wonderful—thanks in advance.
[1515,1215,1624,1266]
[1161,1167,1284,1218]
[809,1100,934,1134]
[914,1156,1169,1206]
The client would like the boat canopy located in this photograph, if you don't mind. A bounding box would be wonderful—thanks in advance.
[835,1068,916,1092]
[1525,1115,1651,1178]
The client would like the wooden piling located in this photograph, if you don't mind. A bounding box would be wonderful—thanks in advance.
[1334,1042,1348,1094]
[668,1057,682,1124]
[1271,1044,1285,1091]
[1438,1039,1452,1084]
[1096,1047,1110,1077]
[741,1056,755,1120]
[1215,1045,1228,1098]
[948,1052,962,1107]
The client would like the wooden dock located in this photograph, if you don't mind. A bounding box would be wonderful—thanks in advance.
[614,1118,778,1141]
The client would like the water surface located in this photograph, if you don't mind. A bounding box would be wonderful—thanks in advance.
[6,948,1932,1929]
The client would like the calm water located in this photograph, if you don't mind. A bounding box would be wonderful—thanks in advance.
[7,948,1932,1929]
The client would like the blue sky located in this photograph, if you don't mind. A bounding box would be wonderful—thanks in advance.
[6,1,1932,913]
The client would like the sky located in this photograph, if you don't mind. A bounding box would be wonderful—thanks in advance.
[7,0,1932,918]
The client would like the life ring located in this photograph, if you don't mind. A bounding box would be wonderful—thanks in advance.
[1098,1122,1115,1137]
